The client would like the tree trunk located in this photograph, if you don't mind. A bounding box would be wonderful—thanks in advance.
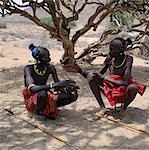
[60,39,75,66]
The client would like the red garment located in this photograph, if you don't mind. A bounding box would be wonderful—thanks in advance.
[102,75,146,107]
[23,88,59,118]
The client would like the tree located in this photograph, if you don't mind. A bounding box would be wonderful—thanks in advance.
[76,0,149,63]
[0,0,149,65]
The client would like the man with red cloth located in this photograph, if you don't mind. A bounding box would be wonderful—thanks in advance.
[23,44,78,119]
[68,37,146,115]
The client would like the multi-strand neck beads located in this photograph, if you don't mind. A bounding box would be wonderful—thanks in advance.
[33,64,47,76]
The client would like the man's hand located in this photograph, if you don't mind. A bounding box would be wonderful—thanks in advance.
[52,80,76,88]
[87,71,104,81]
[51,80,79,93]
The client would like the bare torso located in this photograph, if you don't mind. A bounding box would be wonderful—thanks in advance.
[24,64,59,87]
[104,55,132,77]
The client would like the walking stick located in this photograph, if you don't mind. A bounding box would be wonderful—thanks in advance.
[4,109,79,150]
[98,115,149,136]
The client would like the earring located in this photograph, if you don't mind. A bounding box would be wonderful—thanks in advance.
[37,60,41,64]
[120,52,123,56]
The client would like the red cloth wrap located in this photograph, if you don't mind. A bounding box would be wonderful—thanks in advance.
[22,88,59,118]
[102,75,146,107]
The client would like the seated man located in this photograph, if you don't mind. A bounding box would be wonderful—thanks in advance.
[67,37,146,115]
[23,44,78,119]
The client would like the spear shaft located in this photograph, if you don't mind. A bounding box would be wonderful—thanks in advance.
[4,109,78,150]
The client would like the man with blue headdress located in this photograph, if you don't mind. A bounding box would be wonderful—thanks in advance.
[23,44,79,119]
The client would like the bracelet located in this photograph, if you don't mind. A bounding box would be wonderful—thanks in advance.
[27,84,35,91]
[50,84,53,89]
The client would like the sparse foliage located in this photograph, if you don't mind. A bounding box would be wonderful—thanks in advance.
[0,0,148,65]
[40,16,54,27]
[41,16,76,28]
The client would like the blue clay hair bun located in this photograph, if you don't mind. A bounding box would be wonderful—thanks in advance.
[29,43,40,59]
[29,43,35,51]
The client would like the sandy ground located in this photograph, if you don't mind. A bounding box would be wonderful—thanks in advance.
[0,23,149,150]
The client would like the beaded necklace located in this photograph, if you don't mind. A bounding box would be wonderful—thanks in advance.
[33,64,47,76]
[112,54,127,68]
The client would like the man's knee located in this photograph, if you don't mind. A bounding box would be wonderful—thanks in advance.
[127,84,138,93]
[37,90,48,105]
[56,92,78,107]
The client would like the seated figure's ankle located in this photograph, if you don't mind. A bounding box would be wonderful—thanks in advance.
[121,104,126,111]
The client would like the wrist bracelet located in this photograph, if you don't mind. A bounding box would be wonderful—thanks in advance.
[50,84,53,89]
[27,84,35,91]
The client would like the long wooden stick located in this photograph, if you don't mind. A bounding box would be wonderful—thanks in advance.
[4,109,78,150]
[98,115,149,136]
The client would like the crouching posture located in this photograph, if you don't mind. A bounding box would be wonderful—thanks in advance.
[69,37,146,115]
[23,44,78,119]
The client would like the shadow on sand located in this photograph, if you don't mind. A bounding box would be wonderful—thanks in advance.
[0,64,149,149]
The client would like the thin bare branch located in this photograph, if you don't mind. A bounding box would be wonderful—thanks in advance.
[60,0,73,12]
[11,0,29,8]
[129,29,149,36]
[86,1,104,5]
[3,3,56,33]
[71,0,118,44]
[92,1,119,31]
[76,28,121,60]
[67,0,88,23]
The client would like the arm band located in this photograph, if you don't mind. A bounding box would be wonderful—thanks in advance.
[27,84,35,91]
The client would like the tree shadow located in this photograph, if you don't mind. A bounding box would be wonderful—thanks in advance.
[102,106,149,124]
[1,104,148,150]
[0,64,149,150]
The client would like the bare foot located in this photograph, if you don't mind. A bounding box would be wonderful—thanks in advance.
[27,111,33,118]
[33,113,46,121]
[119,106,126,117]
[85,108,108,121]
[95,108,108,117]
[114,106,126,119]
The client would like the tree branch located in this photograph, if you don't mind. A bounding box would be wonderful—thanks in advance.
[76,28,121,60]
[3,3,56,33]
[60,0,73,12]
[71,0,118,44]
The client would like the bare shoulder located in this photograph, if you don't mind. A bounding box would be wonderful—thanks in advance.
[24,64,33,75]
[104,54,112,65]
[24,64,33,70]
[47,64,57,73]
[47,64,55,69]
